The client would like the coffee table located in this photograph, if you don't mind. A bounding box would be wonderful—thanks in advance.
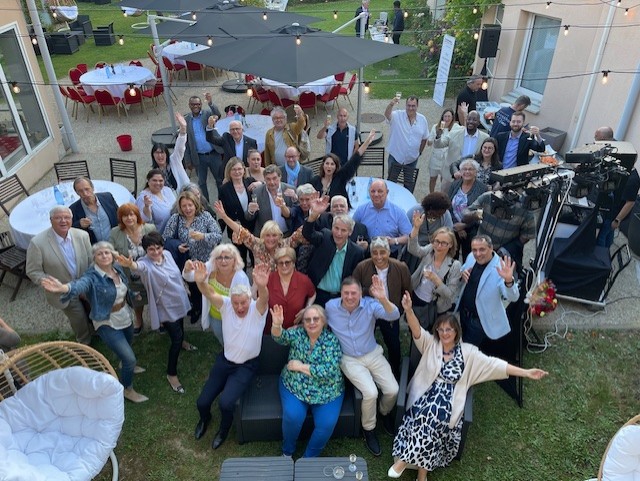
[295,457,369,480]
[220,456,293,480]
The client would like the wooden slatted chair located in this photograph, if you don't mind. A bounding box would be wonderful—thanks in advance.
[356,146,386,178]
[110,157,138,196]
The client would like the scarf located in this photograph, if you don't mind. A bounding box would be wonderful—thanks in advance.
[284,161,301,186]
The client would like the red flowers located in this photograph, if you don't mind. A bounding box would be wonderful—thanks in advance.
[528,279,558,317]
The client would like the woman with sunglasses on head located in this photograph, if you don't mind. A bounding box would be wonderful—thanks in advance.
[265,247,316,334]
[408,219,461,331]
[182,243,250,345]
[388,294,548,481]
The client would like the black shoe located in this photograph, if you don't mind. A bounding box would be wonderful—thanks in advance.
[189,310,201,324]
[194,418,210,440]
[363,428,381,456]
[382,413,396,436]
[212,429,228,450]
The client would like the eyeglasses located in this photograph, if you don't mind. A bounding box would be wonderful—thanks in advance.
[215,255,233,262]
[285,155,298,159]
[433,239,451,246]
[436,327,455,334]
[303,316,322,324]
[276,260,293,266]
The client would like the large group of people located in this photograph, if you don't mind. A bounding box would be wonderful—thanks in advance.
[17,86,562,478]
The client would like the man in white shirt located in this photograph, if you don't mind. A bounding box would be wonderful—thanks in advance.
[384,95,429,189]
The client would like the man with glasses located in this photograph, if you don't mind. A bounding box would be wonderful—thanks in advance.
[26,206,94,344]
[384,95,429,188]
[280,146,314,188]
[325,276,399,456]
[205,118,257,166]
[264,105,307,168]
[456,235,518,347]
[184,93,222,202]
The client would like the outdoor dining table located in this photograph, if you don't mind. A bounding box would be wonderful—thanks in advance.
[79,65,155,99]
[161,41,209,66]
[260,75,335,99]
[348,176,418,213]
[215,114,272,152]
[9,180,135,250]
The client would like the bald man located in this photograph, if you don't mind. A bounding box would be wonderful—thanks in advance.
[317,108,360,166]
[594,126,615,142]
[352,179,412,256]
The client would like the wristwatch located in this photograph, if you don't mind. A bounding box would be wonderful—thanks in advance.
[394,238,398,245]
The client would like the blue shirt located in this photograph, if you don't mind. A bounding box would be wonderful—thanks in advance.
[503,133,521,169]
[82,198,111,243]
[353,199,412,249]
[317,242,347,293]
[325,297,399,357]
[191,113,213,154]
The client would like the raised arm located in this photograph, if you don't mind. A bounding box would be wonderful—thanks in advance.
[169,112,191,191]
[401,291,422,339]
[370,274,399,317]
[193,260,224,309]
[385,97,398,122]
[213,200,242,235]
[253,263,270,315]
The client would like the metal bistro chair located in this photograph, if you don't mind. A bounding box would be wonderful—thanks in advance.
[316,83,341,113]
[388,163,420,193]
[356,146,386,179]
[110,158,138,197]
[54,160,90,183]
[94,89,126,123]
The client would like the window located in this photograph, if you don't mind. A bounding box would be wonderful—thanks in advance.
[0,26,51,177]
[517,15,561,97]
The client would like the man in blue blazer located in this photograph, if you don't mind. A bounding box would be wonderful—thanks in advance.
[496,111,545,168]
[69,177,118,244]
[456,235,519,346]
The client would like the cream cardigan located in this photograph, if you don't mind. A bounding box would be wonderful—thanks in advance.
[406,328,508,428]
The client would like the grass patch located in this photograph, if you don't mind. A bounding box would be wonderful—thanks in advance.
[43,1,425,99]
[17,328,640,481]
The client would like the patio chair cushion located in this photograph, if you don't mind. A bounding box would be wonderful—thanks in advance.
[0,366,124,481]
[601,424,640,480]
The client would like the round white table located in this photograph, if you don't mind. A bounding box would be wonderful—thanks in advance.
[214,114,272,152]
[261,75,335,100]
[80,65,155,99]
[9,180,135,249]
[347,176,418,213]
[161,41,209,66]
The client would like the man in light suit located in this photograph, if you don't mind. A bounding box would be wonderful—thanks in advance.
[26,206,94,344]
[456,235,519,347]
[246,165,297,237]
[280,146,314,188]
[205,119,258,166]
[433,110,488,193]
[184,93,222,202]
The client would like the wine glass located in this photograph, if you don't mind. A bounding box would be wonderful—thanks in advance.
[348,454,357,472]
[355,472,364,480]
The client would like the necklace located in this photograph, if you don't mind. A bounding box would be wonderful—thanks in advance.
[443,346,456,356]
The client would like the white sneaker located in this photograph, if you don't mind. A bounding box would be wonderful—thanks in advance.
[124,387,149,403]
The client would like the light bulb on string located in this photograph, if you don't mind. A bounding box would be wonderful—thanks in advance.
[333,10,337,19]
[617,0,621,6]
[11,82,20,94]
[31,36,38,45]
[601,70,609,84]
[128,84,136,96]
[364,82,370,94]
[563,25,569,36]
[472,6,477,14]
[481,79,488,90]
[118,35,124,45]
[191,11,197,20]
[52,10,58,19]
[403,11,408,18]
[546,1,551,9]
[207,36,213,46]
[123,10,128,17]
[296,35,301,46]
[624,8,629,15]
[384,34,389,43]
[473,31,479,40]
[262,11,267,20]
[246,87,253,97]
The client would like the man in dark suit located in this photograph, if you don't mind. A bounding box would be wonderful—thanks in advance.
[303,196,365,306]
[205,119,258,166]
[354,0,370,37]
[281,146,314,188]
[26,206,94,344]
[247,165,297,237]
[496,111,545,168]
[184,93,222,201]
[317,195,370,250]
[69,177,118,244]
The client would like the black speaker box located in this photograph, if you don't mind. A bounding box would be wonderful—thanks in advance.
[478,24,501,58]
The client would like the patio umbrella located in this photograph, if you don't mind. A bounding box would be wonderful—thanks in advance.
[118,0,218,14]
[179,23,415,86]
[150,3,321,45]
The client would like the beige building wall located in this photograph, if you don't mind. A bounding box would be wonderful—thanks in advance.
[1,0,63,193]
[481,2,639,152]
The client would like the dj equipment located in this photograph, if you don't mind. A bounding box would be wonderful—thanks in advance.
[489,163,554,186]
[564,144,609,164]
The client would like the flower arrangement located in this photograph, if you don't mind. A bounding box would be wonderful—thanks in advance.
[528,279,558,317]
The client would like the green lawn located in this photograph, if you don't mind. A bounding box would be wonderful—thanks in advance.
[41,1,425,99]
[19,328,640,481]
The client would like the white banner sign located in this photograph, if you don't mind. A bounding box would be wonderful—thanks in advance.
[432,34,456,107]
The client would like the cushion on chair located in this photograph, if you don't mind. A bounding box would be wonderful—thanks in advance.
[0,366,124,481]
[601,425,640,481]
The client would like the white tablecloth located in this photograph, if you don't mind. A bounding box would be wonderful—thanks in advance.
[9,180,135,249]
[347,176,418,213]
[214,114,272,152]
[161,41,209,66]
[80,66,155,99]
[261,75,336,100]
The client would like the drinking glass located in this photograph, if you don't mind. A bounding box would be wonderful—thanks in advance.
[348,454,357,472]
[355,472,364,480]
[395,91,402,100]
[332,466,345,479]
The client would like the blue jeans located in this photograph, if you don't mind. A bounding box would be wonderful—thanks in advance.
[197,152,223,201]
[279,378,344,457]
[97,323,136,388]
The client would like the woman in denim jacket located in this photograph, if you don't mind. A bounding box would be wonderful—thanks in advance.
[40,241,148,403]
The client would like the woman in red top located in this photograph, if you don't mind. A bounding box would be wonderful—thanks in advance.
[265,247,316,333]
